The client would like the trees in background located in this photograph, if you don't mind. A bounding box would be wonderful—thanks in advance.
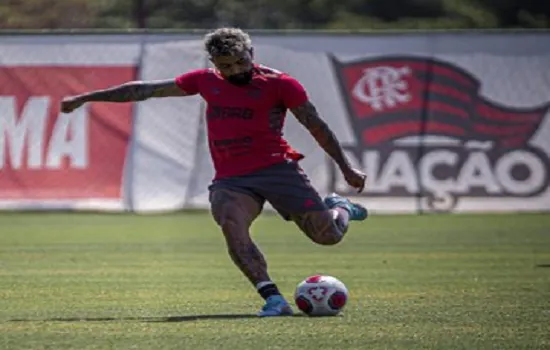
[1,0,549,30]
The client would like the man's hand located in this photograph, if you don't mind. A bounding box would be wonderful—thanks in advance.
[342,167,367,193]
[61,96,85,114]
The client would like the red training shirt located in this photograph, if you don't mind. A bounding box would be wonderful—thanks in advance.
[175,64,308,180]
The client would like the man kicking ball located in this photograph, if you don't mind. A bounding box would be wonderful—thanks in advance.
[61,27,368,317]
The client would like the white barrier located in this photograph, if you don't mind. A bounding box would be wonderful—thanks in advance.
[1,32,549,213]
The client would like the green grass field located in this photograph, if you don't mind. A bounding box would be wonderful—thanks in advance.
[1,212,549,350]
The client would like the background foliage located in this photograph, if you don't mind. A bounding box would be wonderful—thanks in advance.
[1,0,549,30]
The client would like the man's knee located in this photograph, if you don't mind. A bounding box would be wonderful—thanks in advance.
[315,229,343,246]
[213,206,249,241]
[209,189,261,231]
[218,212,243,234]
[292,211,344,246]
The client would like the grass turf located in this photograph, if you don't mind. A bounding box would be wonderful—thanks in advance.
[0,212,549,349]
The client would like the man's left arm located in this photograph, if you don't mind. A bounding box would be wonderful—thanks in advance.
[290,100,366,192]
[290,100,351,172]
[281,75,365,191]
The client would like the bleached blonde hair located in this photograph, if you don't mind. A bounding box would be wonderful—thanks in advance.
[204,27,252,57]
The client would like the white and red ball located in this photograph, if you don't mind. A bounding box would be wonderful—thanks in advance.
[294,275,348,316]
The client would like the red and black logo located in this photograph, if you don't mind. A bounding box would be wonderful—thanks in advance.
[330,56,550,211]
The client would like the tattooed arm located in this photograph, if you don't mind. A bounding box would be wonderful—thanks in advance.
[290,100,366,191]
[61,79,187,113]
[81,79,186,102]
[290,100,351,171]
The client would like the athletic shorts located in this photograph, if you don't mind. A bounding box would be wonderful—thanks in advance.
[208,160,327,220]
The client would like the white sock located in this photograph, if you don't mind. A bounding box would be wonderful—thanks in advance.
[256,281,274,290]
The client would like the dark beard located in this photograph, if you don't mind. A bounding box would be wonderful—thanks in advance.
[227,70,253,86]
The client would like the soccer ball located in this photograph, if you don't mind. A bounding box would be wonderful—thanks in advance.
[294,275,348,316]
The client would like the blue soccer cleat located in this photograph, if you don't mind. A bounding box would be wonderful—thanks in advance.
[257,295,294,317]
[324,193,368,221]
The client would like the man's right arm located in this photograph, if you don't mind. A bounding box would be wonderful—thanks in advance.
[61,79,189,113]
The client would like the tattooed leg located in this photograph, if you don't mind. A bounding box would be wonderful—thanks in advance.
[226,243,269,284]
[290,209,348,246]
[209,189,269,285]
[210,189,284,301]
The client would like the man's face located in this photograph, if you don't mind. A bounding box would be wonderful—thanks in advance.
[210,50,254,86]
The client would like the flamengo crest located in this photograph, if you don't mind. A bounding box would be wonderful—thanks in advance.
[330,55,550,212]
[352,66,412,111]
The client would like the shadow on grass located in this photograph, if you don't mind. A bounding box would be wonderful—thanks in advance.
[6,313,306,323]
[535,264,550,268]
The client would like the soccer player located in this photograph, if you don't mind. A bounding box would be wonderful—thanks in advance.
[61,27,368,317]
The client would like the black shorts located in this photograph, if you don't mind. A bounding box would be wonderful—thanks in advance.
[208,160,327,220]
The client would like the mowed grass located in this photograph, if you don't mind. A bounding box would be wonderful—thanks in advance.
[0,212,549,350]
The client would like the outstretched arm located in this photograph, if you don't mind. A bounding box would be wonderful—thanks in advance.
[78,79,186,102]
[61,79,187,113]
[290,100,366,192]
